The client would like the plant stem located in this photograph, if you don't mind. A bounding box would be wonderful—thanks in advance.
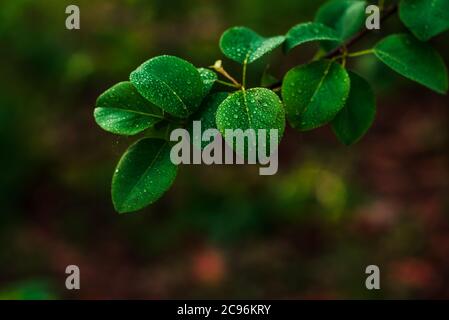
[312,48,326,61]
[341,46,348,67]
[210,60,242,88]
[348,49,374,58]
[333,48,374,60]
[242,58,248,89]
[216,79,241,88]
[219,69,241,87]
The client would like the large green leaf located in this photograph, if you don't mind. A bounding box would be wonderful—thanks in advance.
[130,55,203,118]
[284,22,341,53]
[216,88,285,156]
[94,82,163,136]
[198,67,218,98]
[219,27,285,64]
[331,72,376,145]
[188,92,229,150]
[399,0,449,41]
[315,0,367,51]
[374,34,448,94]
[282,60,350,131]
[112,138,178,213]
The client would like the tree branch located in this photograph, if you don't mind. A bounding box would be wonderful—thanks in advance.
[268,3,399,90]
[324,3,398,59]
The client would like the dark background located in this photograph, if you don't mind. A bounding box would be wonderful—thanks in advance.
[1,0,449,299]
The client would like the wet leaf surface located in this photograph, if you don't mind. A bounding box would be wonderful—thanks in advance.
[112,138,178,213]
[282,60,350,131]
[198,68,218,98]
[216,88,285,157]
[374,34,448,94]
[94,82,163,136]
[130,55,204,118]
[219,27,285,64]
[284,22,341,53]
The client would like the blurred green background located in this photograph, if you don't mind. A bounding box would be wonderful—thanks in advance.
[1,0,449,299]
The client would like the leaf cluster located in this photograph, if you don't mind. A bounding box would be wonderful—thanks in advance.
[94,0,449,213]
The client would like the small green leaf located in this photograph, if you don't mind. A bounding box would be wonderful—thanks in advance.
[219,27,285,64]
[112,138,178,213]
[198,67,218,97]
[94,82,163,136]
[188,92,229,150]
[130,55,204,118]
[399,0,449,41]
[282,60,350,131]
[374,34,448,94]
[315,0,367,51]
[284,22,341,53]
[216,88,285,156]
[331,72,376,145]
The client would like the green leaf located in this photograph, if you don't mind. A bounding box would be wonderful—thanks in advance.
[112,138,178,213]
[94,82,163,136]
[198,67,218,97]
[284,22,341,53]
[216,88,285,156]
[374,34,448,94]
[399,0,449,41]
[219,27,285,64]
[188,92,229,150]
[130,55,204,118]
[315,0,367,51]
[331,72,376,145]
[282,60,350,131]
